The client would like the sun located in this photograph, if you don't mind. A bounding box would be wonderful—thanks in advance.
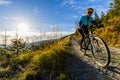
[17,22,29,36]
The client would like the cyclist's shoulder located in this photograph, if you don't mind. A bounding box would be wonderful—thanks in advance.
[81,15,93,19]
[89,16,94,19]
[90,17,94,21]
[80,15,86,21]
[81,15,86,18]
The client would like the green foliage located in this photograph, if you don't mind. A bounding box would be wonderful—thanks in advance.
[21,69,36,80]
[25,49,69,80]
[57,73,66,80]
[101,12,105,21]
[103,0,120,21]
[21,37,70,80]
[30,43,41,51]
[115,24,120,33]
[0,48,6,54]
[11,38,25,48]
[1,36,71,80]
[94,11,100,21]
[11,52,33,66]
[95,0,120,47]
[11,38,26,54]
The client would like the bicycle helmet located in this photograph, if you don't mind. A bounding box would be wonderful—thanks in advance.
[86,8,94,12]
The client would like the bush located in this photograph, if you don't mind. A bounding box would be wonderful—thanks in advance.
[115,24,120,33]
[3,36,71,80]
[57,73,66,80]
[27,48,70,80]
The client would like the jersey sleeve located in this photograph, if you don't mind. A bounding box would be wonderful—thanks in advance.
[79,16,84,27]
[80,16,84,21]
[90,17,94,21]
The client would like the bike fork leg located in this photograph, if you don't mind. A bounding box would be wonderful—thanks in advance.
[90,38,96,53]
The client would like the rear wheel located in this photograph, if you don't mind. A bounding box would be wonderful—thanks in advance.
[92,37,110,68]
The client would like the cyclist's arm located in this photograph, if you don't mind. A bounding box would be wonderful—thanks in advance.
[79,21,82,27]
[78,16,85,28]
[91,20,104,28]
[76,20,82,36]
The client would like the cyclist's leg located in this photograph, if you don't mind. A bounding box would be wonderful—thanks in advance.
[78,29,85,49]
[84,28,89,49]
[84,28,89,36]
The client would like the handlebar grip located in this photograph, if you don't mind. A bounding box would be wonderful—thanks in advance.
[97,24,104,28]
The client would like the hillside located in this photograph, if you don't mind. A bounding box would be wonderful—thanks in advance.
[0,36,72,80]
[70,34,120,80]
[0,33,120,80]
[94,0,120,48]
[95,16,120,47]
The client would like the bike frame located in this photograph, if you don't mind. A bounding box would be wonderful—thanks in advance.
[81,23,110,67]
[88,29,96,53]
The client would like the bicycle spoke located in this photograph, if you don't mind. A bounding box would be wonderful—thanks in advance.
[92,37,110,67]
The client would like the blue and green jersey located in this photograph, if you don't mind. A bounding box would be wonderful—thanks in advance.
[80,16,94,28]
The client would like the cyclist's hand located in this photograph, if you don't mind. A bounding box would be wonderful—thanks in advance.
[100,24,104,27]
[91,20,97,24]
[91,20,104,28]
[97,24,104,28]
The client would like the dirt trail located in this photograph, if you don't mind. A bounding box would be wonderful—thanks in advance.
[66,35,120,80]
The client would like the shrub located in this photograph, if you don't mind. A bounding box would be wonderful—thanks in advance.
[57,73,66,80]
[115,24,120,33]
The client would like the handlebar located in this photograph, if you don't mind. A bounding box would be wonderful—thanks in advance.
[88,20,104,29]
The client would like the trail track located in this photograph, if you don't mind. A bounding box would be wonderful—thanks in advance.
[66,35,120,80]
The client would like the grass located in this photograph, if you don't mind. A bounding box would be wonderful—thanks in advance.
[1,36,71,80]
[96,17,120,48]
[74,18,120,48]
[95,26,120,48]
[1,17,120,79]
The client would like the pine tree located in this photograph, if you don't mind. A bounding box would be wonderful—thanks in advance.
[109,0,120,17]
[94,11,100,22]
[109,2,114,10]
[102,0,120,22]
[114,0,120,16]
[101,11,105,21]
[11,38,25,54]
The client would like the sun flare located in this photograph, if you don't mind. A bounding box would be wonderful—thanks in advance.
[17,22,29,35]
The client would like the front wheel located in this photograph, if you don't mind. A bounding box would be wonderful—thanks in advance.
[92,37,110,68]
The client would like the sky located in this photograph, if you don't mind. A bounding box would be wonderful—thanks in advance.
[0,0,112,35]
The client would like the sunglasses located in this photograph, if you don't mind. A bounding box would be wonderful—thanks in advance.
[88,12,93,14]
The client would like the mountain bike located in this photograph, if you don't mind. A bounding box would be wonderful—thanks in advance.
[79,21,111,68]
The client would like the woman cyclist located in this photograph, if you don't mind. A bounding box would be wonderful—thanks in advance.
[77,8,94,49]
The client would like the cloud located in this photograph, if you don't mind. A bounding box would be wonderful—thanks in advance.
[34,7,39,15]
[48,24,58,29]
[88,2,110,16]
[71,27,76,31]
[59,0,111,17]
[47,23,76,32]
[0,30,74,45]
[3,16,21,21]
[0,0,12,6]
[61,0,74,7]
[72,15,78,19]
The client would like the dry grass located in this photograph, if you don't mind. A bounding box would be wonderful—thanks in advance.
[1,36,71,80]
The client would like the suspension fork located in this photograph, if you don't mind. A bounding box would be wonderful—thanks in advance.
[90,34,96,53]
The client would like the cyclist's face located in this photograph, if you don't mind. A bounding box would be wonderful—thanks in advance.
[86,11,93,17]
